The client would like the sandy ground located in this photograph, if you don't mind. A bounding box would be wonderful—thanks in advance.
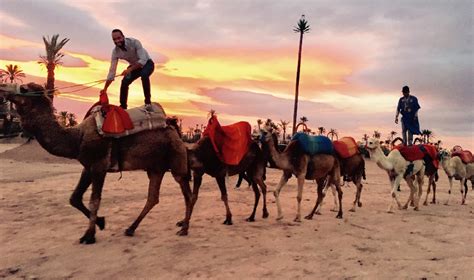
[1,140,473,279]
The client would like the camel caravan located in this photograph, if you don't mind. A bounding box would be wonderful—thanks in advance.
[0,82,473,245]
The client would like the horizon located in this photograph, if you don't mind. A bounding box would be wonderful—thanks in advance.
[0,0,472,150]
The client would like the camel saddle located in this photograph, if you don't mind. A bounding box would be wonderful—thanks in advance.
[291,133,333,156]
[91,102,167,138]
[393,144,439,169]
[203,115,252,165]
[333,136,359,159]
[452,150,474,164]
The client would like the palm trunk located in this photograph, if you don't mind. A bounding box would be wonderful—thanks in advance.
[292,32,304,135]
[46,63,55,103]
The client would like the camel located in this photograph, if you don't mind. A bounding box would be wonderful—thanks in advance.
[438,150,471,205]
[366,138,425,212]
[324,154,366,213]
[3,83,194,244]
[184,135,269,225]
[260,121,343,222]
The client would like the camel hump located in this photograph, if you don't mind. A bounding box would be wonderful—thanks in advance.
[291,132,333,155]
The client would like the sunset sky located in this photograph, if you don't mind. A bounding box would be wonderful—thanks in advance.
[0,0,472,149]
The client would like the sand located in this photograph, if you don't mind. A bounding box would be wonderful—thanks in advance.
[1,139,473,279]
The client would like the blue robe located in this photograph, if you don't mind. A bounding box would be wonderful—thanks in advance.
[397,95,421,135]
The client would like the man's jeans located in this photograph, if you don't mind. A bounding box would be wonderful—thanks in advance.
[402,122,414,145]
[120,59,155,109]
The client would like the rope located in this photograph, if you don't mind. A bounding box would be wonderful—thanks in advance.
[14,75,122,96]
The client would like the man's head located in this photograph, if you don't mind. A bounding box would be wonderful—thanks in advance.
[111,29,125,48]
[402,85,410,97]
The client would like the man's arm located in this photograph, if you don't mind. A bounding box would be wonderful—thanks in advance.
[395,99,401,124]
[102,51,118,93]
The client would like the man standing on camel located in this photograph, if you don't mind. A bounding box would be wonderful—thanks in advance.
[101,29,155,111]
[395,85,421,145]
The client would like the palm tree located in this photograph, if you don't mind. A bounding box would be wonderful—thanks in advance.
[57,111,68,127]
[295,116,309,133]
[373,130,381,139]
[0,64,26,83]
[390,131,397,141]
[67,112,77,127]
[317,126,326,135]
[292,15,310,135]
[38,34,70,102]
[257,119,263,131]
[362,133,369,144]
[327,128,338,141]
[279,120,289,143]
[421,129,433,143]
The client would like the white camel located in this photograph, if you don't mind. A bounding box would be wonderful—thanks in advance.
[438,150,472,205]
[366,138,425,212]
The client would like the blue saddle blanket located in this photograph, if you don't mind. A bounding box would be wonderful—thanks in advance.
[291,133,333,155]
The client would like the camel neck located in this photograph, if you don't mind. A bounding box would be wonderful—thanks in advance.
[369,146,393,171]
[264,135,291,170]
[23,106,82,159]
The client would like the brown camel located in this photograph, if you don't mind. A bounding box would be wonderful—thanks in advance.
[3,83,194,244]
[184,135,269,225]
[260,121,343,222]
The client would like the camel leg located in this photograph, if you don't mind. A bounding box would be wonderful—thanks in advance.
[330,184,339,212]
[423,178,431,206]
[216,176,233,225]
[460,178,467,205]
[350,177,363,212]
[175,173,194,236]
[416,173,424,209]
[274,172,290,220]
[305,179,326,220]
[125,170,165,236]
[294,176,306,222]
[445,176,453,205]
[403,177,415,210]
[69,168,105,230]
[246,181,260,222]
[79,170,106,244]
[177,172,202,227]
[255,176,269,219]
[431,178,437,204]
[388,175,403,213]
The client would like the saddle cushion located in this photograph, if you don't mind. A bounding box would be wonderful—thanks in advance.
[394,144,439,168]
[291,132,333,156]
[203,115,251,165]
[452,150,474,164]
[333,136,359,159]
[93,102,167,138]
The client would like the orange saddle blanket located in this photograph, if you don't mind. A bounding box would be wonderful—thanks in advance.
[333,137,359,159]
[393,144,439,169]
[452,150,474,164]
[203,115,251,165]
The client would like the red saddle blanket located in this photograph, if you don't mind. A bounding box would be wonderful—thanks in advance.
[452,150,474,164]
[393,144,439,168]
[203,115,251,165]
[333,137,359,159]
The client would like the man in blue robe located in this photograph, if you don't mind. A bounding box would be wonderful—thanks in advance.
[395,85,421,145]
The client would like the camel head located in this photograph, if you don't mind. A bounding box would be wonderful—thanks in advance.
[260,119,277,142]
[366,137,381,151]
[438,149,451,162]
[4,83,53,117]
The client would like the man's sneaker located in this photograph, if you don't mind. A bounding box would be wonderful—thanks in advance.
[144,104,154,112]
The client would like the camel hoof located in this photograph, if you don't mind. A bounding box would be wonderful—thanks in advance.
[294,217,302,223]
[431,200,436,204]
[124,228,135,237]
[413,207,419,211]
[176,228,188,236]
[444,202,449,206]
[349,208,356,212]
[276,216,284,221]
[97,217,106,231]
[245,217,255,222]
[262,211,269,219]
[423,201,428,206]
[330,208,338,212]
[223,219,233,225]
[336,213,343,219]
[358,202,363,207]
[79,232,96,244]
[315,211,322,215]
[176,220,185,227]
[304,214,313,220]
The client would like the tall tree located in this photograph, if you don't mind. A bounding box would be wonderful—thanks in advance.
[317,126,326,135]
[291,15,310,135]
[38,34,70,103]
[279,120,289,143]
[373,130,381,139]
[0,64,26,83]
[327,128,338,141]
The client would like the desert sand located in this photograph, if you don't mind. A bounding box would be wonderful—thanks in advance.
[1,139,473,279]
